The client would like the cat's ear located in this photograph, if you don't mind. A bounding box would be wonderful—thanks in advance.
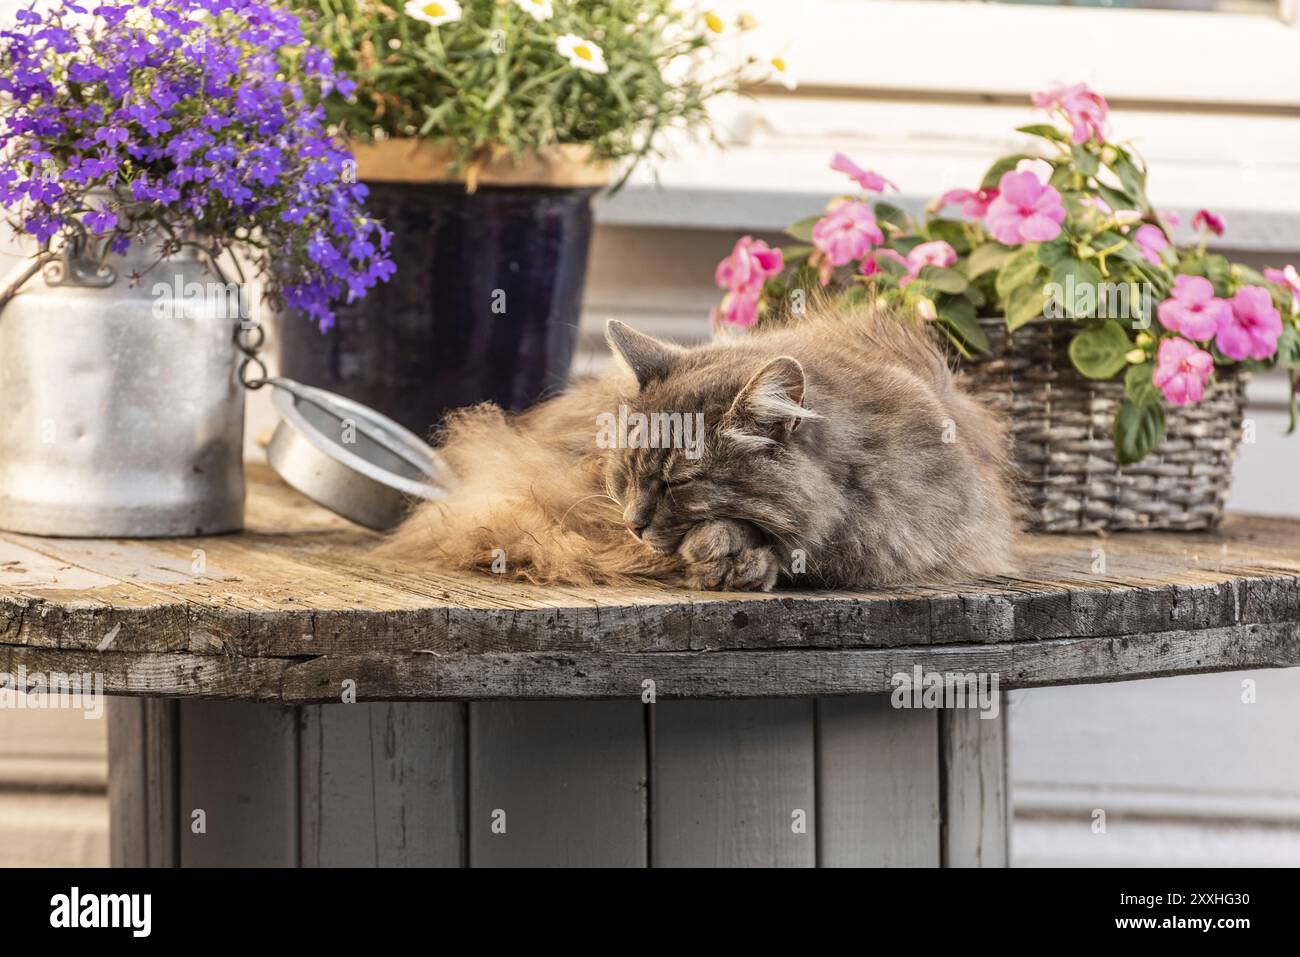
[726,356,818,442]
[605,319,683,389]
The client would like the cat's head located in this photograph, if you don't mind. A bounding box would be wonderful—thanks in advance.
[600,319,820,553]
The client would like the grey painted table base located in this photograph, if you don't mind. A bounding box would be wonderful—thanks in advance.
[107,696,1008,867]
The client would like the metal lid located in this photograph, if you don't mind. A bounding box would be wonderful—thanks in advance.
[265,378,451,531]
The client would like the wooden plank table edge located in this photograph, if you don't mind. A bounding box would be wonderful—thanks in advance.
[4,619,1296,703]
[2,569,1297,658]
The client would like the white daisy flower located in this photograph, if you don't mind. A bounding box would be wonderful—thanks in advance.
[513,0,554,22]
[556,34,608,75]
[767,56,796,91]
[404,0,462,27]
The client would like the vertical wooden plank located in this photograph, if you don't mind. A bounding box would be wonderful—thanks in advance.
[653,699,815,867]
[178,700,299,867]
[107,698,178,867]
[940,695,1010,868]
[299,702,466,867]
[107,698,145,868]
[469,701,647,867]
[816,695,940,867]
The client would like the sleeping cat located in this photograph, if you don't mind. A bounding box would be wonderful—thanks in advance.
[384,301,1018,590]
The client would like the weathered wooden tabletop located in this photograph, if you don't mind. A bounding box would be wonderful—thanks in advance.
[1,465,1297,702]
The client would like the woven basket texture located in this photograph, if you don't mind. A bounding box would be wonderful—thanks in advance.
[961,319,1246,533]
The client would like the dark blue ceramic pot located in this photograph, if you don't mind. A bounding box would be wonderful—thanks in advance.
[278,180,598,437]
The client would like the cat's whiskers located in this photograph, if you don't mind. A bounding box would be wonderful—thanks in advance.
[558,492,621,531]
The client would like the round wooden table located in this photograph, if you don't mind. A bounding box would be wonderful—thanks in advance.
[2,467,1297,866]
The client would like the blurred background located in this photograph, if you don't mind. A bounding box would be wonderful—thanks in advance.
[2,0,1299,866]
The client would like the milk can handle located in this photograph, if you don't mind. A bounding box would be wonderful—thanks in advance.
[0,241,115,315]
[0,256,50,315]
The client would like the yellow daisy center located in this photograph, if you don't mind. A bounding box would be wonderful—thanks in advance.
[704,12,724,33]
[573,43,593,61]
[423,2,446,16]
[771,57,786,73]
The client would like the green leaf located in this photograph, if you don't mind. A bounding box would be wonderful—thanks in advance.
[1006,283,1049,331]
[1233,263,1269,287]
[966,243,1014,279]
[1124,362,1160,405]
[1094,183,1133,216]
[1277,324,1300,369]
[1289,369,1299,435]
[935,295,989,354]
[1284,369,1294,436]
[924,218,971,254]
[1048,258,1105,320]
[1109,155,1148,208]
[918,265,969,294]
[1069,321,1132,379]
[785,215,820,243]
[1048,164,1073,191]
[980,154,1029,191]
[1015,124,1065,142]
[779,244,813,264]
[1070,144,1100,176]
[995,247,1041,302]
[873,250,910,278]
[874,203,910,233]
[935,322,973,360]
[1036,238,1073,269]
[1094,230,1144,266]
[1114,398,1166,465]
[1202,254,1232,297]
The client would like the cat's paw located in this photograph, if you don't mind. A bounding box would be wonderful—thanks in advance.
[678,520,779,592]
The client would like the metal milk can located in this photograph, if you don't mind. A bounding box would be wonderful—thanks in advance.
[0,241,245,536]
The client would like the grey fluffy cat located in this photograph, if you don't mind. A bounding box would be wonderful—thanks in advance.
[385,301,1018,590]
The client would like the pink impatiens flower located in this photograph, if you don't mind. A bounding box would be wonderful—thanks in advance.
[712,286,761,329]
[811,200,884,268]
[898,240,958,286]
[1216,286,1283,360]
[859,247,909,278]
[932,188,998,220]
[1192,209,1225,236]
[714,235,783,292]
[710,236,783,330]
[1032,82,1109,145]
[1156,275,1230,342]
[1153,337,1214,406]
[860,241,958,287]
[907,240,958,271]
[1264,264,1300,314]
[829,153,897,193]
[1133,224,1169,266]
[983,169,1065,245]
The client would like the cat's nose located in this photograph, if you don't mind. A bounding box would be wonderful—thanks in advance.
[625,519,647,538]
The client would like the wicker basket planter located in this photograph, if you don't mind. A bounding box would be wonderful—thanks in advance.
[961,319,1248,533]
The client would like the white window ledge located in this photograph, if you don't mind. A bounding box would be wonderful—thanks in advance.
[596,97,1300,255]
[598,181,1300,255]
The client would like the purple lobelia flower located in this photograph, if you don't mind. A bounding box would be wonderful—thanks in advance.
[0,0,392,330]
